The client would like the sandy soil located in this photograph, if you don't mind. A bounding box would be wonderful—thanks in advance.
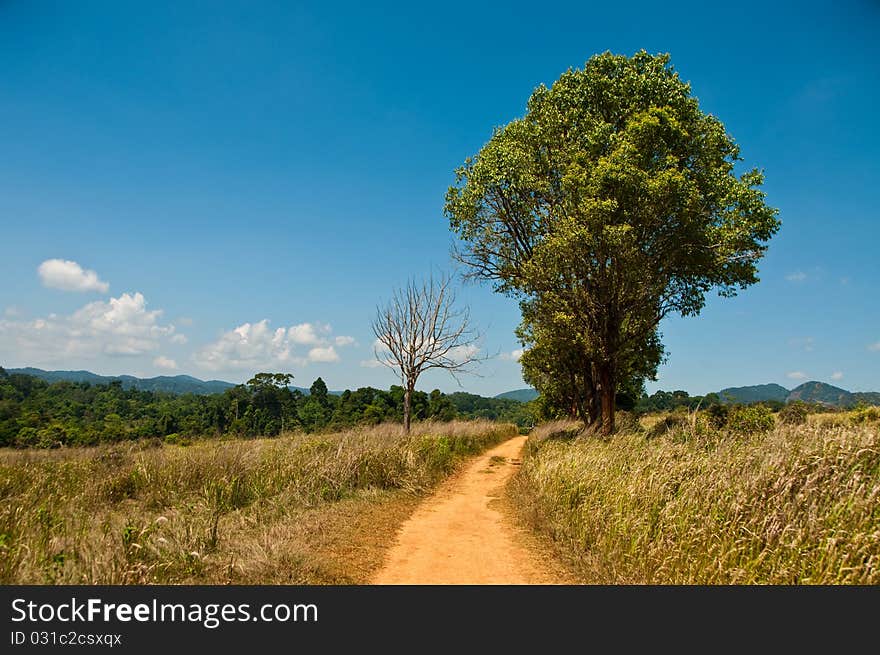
[372,436,564,584]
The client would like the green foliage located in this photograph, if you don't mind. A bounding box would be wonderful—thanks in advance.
[724,404,775,435]
[646,413,690,439]
[0,370,530,447]
[445,51,779,434]
[850,405,880,424]
[778,401,809,425]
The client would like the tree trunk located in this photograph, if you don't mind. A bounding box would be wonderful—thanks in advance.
[598,362,615,437]
[403,384,413,434]
[586,363,601,426]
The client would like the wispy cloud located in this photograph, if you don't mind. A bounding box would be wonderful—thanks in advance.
[831,371,843,381]
[153,355,178,370]
[500,348,524,362]
[786,371,808,381]
[785,271,807,283]
[869,341,880,352]
[788,337,814,352]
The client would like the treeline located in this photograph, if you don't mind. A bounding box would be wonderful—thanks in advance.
[0,368,532,448]
[633,389,841,414]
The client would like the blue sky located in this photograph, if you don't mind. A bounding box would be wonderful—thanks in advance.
[1,1,878,396]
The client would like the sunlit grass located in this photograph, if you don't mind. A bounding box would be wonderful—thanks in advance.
[511,416,880,584]
[0,420,516,584]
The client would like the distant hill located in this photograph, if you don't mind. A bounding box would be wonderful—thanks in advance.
[717,383,790,405]
[495,388,538,402]
[6,367,344,396]
[8,367,236,395]
[715,381,879,407]
[853,391,880,405]
[787,381,853,406]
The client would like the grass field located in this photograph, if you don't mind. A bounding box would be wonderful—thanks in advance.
[0,420,516,584]
[511,413,880,584]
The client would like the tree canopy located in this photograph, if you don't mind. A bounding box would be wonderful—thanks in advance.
[0,368,533,448]
[445,51,779,434]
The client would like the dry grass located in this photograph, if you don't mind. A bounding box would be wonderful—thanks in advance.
[0,419,516,584]
[510,417,880,584]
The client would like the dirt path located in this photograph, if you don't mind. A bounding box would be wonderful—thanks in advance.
[372,436,562,584]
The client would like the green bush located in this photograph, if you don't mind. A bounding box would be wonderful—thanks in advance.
[778,401,808,425]
[614,411,642,434]
[726,405,775,435]
[646,413,689,439]
[850,405,880,424]
[704,403,730,428]
[163,433,191,446]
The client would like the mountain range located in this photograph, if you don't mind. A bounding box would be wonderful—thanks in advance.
[4,367,341,396]
[719,381,880,407]
[6,368,879,407]
[495,382,880,407]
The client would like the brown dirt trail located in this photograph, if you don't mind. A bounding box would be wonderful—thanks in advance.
[372,436,563,584]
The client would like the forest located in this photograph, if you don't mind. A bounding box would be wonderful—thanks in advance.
[0,367,532,448]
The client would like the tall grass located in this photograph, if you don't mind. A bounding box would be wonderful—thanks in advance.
[0,420,515,584]
[511,417,880,584]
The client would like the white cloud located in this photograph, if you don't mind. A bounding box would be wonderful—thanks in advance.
[785,271,807,283]
[170,334,188,345]
[194,319,344,372]
[3,306,22,318]
[360,359,384,368]
[287,323,324,345]
[788,337,814,352]
[448,343,481,364]
[334,335,356,347]
[500,348,524,361]
[308,346,339,362]
[869,342,880,352]
[786,371,808,381]
[154,356,178,370]
[831,371,843,381]
[38,259,109,293]
[0,292,176,364]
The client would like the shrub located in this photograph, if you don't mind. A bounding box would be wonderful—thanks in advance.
[778,401,809,425]
[850,405,880,424]
[704,403,729,428]
[614,411,642,434]
[646,413,689,439]
[726,404,775,435]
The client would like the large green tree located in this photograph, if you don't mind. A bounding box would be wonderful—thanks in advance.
[445,51,779,435]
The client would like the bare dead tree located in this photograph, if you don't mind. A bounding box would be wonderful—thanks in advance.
[372,273,482,433]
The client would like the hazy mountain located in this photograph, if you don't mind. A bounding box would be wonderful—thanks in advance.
[717,383,790,404]
[787,381,853,406]
[495,388,539,402]
[852,392,880,405]
[716,381,878,407]
[8,368,236,395]
[5,368,348,396]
